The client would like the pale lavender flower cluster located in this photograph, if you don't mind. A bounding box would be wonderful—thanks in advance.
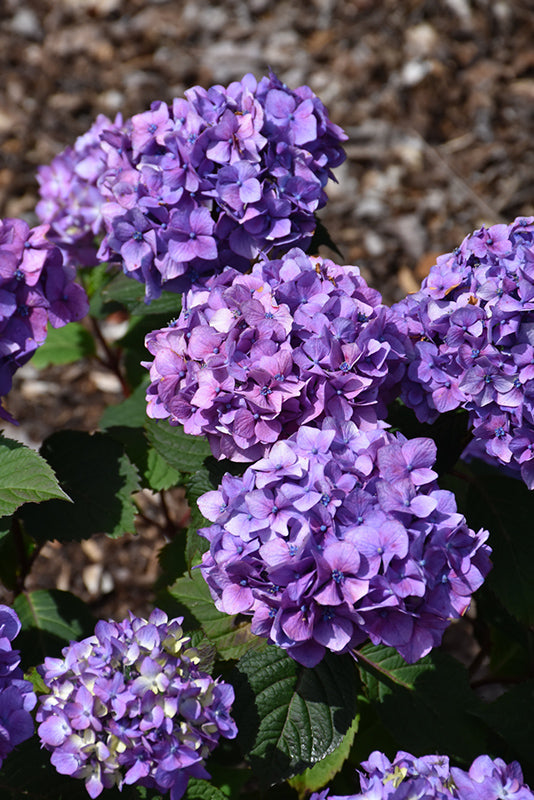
[197,419,491,667]
[0,217,89,420]
[36,114,121,269]
[394,216,534,488]
[36,609,237,800]
[0,605,37,767]
[96,71,347,300]
[144,248,408,461]
[310,750,534,800]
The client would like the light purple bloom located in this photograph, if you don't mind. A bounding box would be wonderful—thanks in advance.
[393,216,534,488]
[0,605,37,767]
[37,610,237,799]
[198,418,491,667]
[93,72,347,299]
[144,249,409,461]
[0,218,89,422]
[310,750,534,800]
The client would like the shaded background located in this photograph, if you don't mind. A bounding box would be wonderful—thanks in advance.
[0,0,533,616]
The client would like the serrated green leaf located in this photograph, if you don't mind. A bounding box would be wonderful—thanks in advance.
[145,420,211,473]
[13,589,95,663]
[169,569,265,660]
[289,713,359,796]
[118,312,179,388]
[0,735,98,800]
[0,435,69,516]
[307,218,344,259]
[231,647,360,785]
[356,643,486,762]
[100,381,149,429]
[0,518,35,591]
[465,473,534,627]
[19,431,140,542]
[479,679,534,776]
[102,272,181,316]
[25,665,49,696]
[0,736,145,799]
[30,322,96,368]
[185,779,229,800]
[145,447,182,491]
[184,468,213,567]
[103,423,181,492]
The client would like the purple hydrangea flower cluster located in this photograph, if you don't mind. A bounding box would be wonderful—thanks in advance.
[36,114,121,269]
[0,605,37,767]
[144,248,408,461]
[96,71,347,300]
[197,419,491,667]
[394,216,534,488]
[310,750,534,800]
[36,609,237,800]
[0,217,89,420]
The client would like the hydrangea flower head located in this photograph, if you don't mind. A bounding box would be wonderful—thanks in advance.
[144,248,409,460]
[0,217,88,421]
[394,216,534,488]
[36,114,122,269]
[36,609,237,799]
[96,72,347,300]
[0,605,37,767]
[197,418,490,666]
[310,750,534,800]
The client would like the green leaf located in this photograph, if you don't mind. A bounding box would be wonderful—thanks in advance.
[169,569,265,661]
[145,420,211,473]
[232,647,359,785]
[185,779,230,800]
[19,431,140,542]
[145,447,182,491]
[13,589,95,663]
[105,424,182,493]
[356,644,487,763]
[0,435,69,516]
[25,665,50,696]
[30,322,96,368]
[0,735,98,800]
[81,262,122,320]
[102,272,181,317]
[0,518,35,591]
[307,218,344,259]
[289,713,359,796]
[479,680,534,776]
[100,380,149,429]
[465,473,534,626]
[118,312,179,389]
[184,468,213,567]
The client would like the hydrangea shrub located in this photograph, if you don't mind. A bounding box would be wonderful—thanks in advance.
[0,72,533,800]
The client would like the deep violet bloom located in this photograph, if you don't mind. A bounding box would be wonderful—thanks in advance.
[309,750,534,800]
[36,113,122,269]
[0,605,37,767]
[36,610,237,799]
[197,418,490,667]
[0,218,89,421]
[144,249,409,461]
[393,216,534,488]
[96,71,347,300]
